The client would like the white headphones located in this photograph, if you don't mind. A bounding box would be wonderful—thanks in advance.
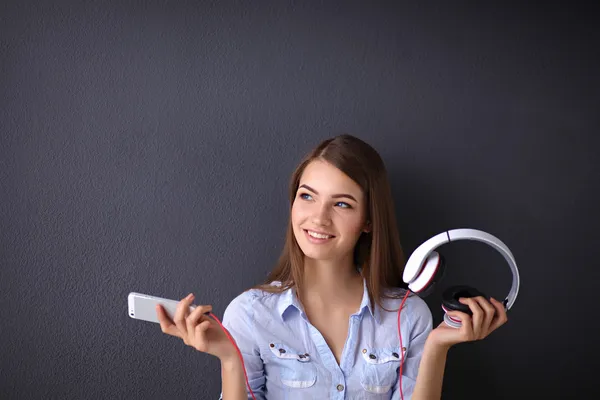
[402,229,520,328]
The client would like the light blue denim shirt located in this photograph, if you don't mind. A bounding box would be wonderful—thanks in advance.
[219,280,433,400]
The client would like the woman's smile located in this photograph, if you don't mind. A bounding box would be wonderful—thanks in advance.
[304,229,336,244]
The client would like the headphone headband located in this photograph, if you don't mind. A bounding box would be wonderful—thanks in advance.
[402,228,520,310]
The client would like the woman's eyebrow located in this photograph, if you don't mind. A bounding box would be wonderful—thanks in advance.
[298,184,358,202]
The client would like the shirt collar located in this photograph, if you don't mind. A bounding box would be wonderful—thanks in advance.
[276,278,382,324]
[358,277,382,324]
[277,284,302,319]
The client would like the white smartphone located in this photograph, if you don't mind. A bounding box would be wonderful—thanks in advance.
[128,292,196,324]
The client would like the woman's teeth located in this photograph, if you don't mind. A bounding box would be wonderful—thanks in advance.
[307,230,333,239]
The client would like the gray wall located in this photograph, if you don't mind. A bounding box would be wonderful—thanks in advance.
[2,1,598,399]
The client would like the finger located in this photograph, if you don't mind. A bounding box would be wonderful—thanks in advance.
[446,310,470,328]
[156,305,181,337]
[186,305,213,338]
[188,304,213,322]
[472,296,496,337]
[448,311,474,341]
[193,320,212,352]
[174,293,195,339]
[459,298,484,338]
[488,297,509,331]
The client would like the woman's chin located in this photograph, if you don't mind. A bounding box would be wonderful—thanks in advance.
[300,249,329,261]
[299,245,348,263]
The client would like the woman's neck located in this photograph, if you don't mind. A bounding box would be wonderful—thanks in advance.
[297,256,364,310]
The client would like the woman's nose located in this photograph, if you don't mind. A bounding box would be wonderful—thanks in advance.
[311,205,331,225]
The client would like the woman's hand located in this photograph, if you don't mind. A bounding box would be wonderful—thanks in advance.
[156,293,237,362]
[426,296,508,350]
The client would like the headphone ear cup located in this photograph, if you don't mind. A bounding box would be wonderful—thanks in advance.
[441,285,488,315]
[412,253,446,297]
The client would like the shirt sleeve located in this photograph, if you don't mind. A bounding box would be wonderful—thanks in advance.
[390,295,433,400]
[218,291,266,400]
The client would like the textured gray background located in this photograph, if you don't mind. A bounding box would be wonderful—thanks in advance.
[1,1,598,399]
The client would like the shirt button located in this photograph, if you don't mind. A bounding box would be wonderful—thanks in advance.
[336,384,344,391]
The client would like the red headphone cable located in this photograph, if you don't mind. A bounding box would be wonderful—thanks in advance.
[397,289,411,400]
[208,312,258,400]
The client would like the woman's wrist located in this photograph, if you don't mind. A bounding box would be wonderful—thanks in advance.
[424,335,452,355]
[220,354,242,370]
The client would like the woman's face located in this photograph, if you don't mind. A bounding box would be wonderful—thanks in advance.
[291,159,370,263]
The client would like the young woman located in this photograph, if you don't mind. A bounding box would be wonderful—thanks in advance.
[156,134,508,399]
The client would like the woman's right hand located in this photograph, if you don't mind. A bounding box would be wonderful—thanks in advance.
[156,293,237,362]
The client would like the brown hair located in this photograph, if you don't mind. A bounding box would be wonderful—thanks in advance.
[252,134,409,310]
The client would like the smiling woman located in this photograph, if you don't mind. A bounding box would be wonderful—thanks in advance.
[293,160,370,269]
[255,134,405,307]
[156,134,508,400]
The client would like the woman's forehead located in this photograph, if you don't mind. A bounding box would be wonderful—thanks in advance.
[299,160,363,197]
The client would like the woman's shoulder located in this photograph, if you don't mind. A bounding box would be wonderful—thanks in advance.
[379,288,433,326]
[223,281,286,318]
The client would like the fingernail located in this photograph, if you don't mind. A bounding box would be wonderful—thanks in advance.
[187,293,194,299]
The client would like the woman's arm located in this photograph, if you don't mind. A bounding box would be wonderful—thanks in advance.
[217,291,266,400]
[412,296,508,400]
[156,294,260,400]
[411,341,450,400]
[220,356,249,400]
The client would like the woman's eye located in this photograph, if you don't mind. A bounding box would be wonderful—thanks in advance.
[336,202,351,209]
[298,193,351,209]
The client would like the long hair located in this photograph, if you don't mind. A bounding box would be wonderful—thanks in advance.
[252,134,409,310]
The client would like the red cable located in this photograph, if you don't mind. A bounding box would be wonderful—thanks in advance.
[397,289,411,400]
[208,312,257,400]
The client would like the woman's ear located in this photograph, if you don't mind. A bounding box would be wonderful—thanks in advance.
[363,220,371,233]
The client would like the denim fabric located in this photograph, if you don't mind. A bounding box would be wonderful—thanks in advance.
[219,280,432,399]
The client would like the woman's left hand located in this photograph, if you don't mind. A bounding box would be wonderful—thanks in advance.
[426,296,508,350]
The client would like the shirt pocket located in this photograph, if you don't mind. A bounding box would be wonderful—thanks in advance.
[268,342,317,389]
[360,346,406,394]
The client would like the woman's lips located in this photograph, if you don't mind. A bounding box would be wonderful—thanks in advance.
[304,229,335,244]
